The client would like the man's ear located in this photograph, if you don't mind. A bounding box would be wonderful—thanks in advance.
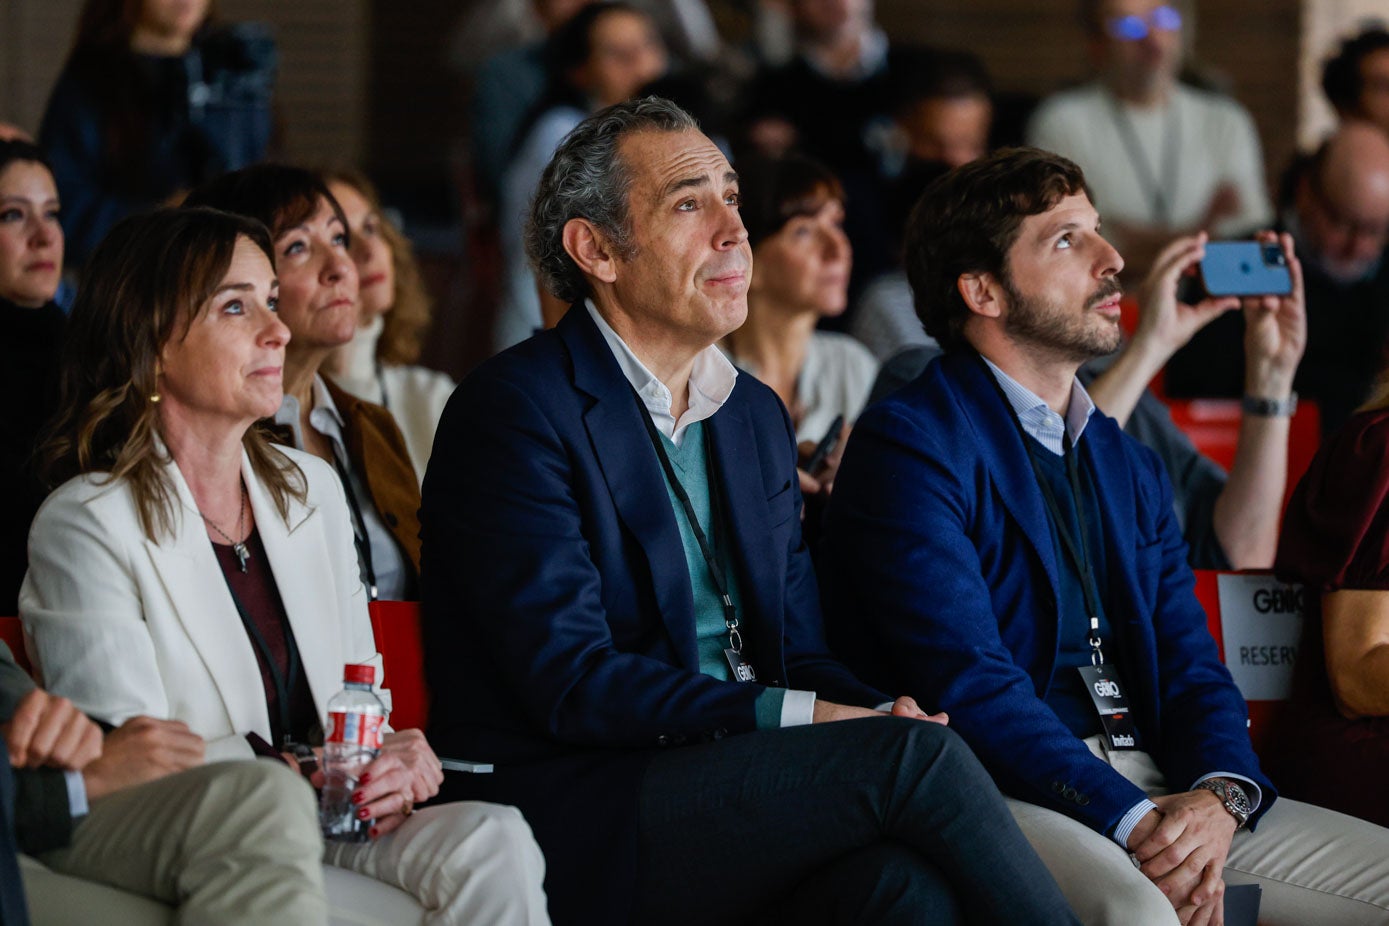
[562,218,619,285]
[958,272,1004,319]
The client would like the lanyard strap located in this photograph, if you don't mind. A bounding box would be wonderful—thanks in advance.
[1108,95,1182,228]
[216,554,302,747]
[631,393,744,655]
[330,451,380,601]
[981,358,1107,664]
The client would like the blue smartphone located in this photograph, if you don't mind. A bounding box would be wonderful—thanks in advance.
[1198,241,1292,297]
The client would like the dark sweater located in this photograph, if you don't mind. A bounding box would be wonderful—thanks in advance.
[1,299,65,615]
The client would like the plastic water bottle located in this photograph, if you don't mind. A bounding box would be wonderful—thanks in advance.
[320,664,385,842]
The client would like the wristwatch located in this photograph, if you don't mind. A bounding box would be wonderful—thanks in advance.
[1195,777,1252,829]
[1242,392,1297,417]
[287,742,319,780]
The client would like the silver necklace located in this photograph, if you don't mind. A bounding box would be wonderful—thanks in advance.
[201,480,250,572]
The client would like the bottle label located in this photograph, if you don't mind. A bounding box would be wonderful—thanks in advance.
[326,711,383,748]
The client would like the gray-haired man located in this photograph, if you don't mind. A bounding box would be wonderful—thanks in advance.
[423,96,1080,926]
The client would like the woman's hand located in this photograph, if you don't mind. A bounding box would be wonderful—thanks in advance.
[349,729,444,838]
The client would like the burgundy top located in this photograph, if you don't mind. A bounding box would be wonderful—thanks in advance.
[212,529,320,747]
[1269,408,1389,826]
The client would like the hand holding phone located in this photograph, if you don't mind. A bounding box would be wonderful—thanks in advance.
[804,414,845,475]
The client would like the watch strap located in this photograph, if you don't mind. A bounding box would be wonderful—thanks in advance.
[1242,392,1297,417]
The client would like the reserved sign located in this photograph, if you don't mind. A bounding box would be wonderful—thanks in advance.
[1215,573,1304,701]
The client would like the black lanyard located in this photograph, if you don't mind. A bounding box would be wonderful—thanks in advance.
[216,548,303,748]
[632,393,745,656]
[330,451,379,601]
[983,360,1107,665]
[1108,94,1181,228]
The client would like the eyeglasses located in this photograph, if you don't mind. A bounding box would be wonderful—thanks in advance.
[1105,5,1182,42]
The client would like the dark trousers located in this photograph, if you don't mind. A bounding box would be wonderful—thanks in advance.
[635,716,1079,926]
[0,762,31,926]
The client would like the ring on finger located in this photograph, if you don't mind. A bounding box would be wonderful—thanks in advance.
[401,792,415,817]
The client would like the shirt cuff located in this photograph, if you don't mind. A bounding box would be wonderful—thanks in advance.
[778,689,816,728]
[874,701,894,712]
[1112,797,1158,849]
[1193,772,1263,813]
[65,769,89,819]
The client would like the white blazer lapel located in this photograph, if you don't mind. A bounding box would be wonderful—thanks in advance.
[146,457,272,741]
[245,453,339,718]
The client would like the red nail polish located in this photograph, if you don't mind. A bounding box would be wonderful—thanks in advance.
[358,807,371,819]
[360,773,371,784]
[351,792,363,804]
[369,827,379,839]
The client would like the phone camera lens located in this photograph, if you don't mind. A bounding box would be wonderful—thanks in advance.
[1262,245,1285,265]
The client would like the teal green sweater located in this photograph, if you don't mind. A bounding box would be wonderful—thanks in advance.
[658,424,786,729]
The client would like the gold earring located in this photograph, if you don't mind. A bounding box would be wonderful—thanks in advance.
[149,392,161,404]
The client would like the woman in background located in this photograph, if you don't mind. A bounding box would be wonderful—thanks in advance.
[722,153,877,491]
[0,140,65,612]
[323,170,455,482]
[39,0,276,267]
[1272,377,1389,828]
[185,165,422,601]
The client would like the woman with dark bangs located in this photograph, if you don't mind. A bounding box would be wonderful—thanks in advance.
[722,153,878,491]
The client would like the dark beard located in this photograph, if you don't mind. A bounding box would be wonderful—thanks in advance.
[999,274,1124,364]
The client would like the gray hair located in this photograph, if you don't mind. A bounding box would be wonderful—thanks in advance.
[525,96,699,304]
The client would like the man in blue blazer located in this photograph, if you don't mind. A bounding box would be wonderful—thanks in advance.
[822,146,1389,925]
[421,98,1079,926]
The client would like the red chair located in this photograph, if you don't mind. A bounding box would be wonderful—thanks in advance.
[0,616,31,675]
[1192,570,1304,756]
[1166,398,1321,512]
[368,600,429,731]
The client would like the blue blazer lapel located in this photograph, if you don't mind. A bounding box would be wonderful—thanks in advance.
[560,308,701,670]
[946,354,1063,600]
[705,394,784,656]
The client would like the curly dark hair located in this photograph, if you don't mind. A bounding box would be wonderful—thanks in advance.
[1322,26,1389,117]
[904,147,1090,353]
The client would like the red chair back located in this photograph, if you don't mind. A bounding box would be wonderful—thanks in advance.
[368,600,429,731]
[1166,399,1321,513]
[1192,570,1304,756]
[0,616,31,676]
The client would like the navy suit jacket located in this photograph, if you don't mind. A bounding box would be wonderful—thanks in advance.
[821,351,1273,838]
[421,306,885,924]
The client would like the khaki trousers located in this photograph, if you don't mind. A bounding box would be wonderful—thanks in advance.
[323,800,549,926]
[1007,734,1389,925]
[39,760,328,925]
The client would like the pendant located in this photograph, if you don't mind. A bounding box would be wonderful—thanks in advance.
[232,542,250,573]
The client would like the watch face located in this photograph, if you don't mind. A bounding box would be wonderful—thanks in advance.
[1226,783,1252,816]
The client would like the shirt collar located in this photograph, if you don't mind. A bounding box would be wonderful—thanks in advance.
[981,356,1094,456]
[585,300,738,445]
[273,374,346,450]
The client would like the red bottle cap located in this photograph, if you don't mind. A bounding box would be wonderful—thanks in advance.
[343,664,375,685]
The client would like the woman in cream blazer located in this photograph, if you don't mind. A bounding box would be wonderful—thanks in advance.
[20,207,548,926]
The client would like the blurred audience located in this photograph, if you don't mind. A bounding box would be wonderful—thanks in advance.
[742,0,900,293]
[1322,25,1389,135]
[723,154,873,494]
[184,166,422,601]
[1167,121,1389,435]
[1027,0,1271,279]
[1272,373,1389,829]
[494,2,669,352]
[890,47,993,171]
[470,0,595,206]
[323,170,456,484]
[0,141,64,614]
[20,207,548,924]
[39,0,276,269]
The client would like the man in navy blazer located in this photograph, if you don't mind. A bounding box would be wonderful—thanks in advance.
[421,98,1079,926]
[822,146,1389,925]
